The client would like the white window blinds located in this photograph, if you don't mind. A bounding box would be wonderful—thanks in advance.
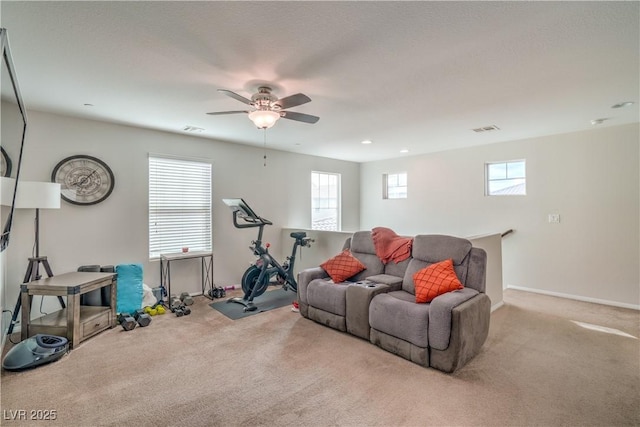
[149,156,212,258]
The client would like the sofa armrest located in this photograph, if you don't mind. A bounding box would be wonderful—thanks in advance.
[428,288,479,351]
[429,293,491,373]
[346,282,390,340]
[297,267,329,305]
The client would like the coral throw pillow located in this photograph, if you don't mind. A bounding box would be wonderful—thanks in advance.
[413,259,463,303]
[320,249,366,283]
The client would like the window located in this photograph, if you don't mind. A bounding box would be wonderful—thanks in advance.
[485,160,526,196]
[383,172,407,199]
[311,171,341,231]
[149,156,212,258]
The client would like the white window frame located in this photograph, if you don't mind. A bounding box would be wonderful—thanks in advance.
[149,155,212,259]
[311,171,341,231]
[485,160,526,196]
[383,172,407,199]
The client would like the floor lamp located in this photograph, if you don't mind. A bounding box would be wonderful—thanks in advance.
[1,179,63,336]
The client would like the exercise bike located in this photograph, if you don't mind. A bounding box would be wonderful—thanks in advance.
[223,198,313,312]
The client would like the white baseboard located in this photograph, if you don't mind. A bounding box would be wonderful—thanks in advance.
[491,301,505,312]
[506,285,640,311]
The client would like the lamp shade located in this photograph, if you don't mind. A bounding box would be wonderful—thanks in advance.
[248,110,280,129]
[1,177,60,209]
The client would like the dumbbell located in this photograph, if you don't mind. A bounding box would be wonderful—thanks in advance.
[133,309,151,327]
[170,303,191,317]
[179,292,194,306]
[171,305,184,317]
[208,287,226,299]
[170,295,182,310]
[117,313,136,331]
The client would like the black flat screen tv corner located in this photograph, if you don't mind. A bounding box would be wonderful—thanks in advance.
[0,28,28,252]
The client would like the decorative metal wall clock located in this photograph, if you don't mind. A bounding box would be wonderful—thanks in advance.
[51,155,115,205]
[1,147,11,177]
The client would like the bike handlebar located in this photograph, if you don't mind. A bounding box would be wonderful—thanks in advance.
[232,210,273,229]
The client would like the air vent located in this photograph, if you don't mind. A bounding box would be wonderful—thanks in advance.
[472,125,500,133]
[183,125,204,132]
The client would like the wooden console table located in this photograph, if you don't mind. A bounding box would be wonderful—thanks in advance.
[20,272,117,349]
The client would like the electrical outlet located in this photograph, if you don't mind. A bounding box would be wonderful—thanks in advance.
[548,213,560,223]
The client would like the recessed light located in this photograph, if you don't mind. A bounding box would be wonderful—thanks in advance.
[400,149,409,153]
[83,103,94,107]
[361,140,373,145]
[590,118,607,125]
[611,101,634,109]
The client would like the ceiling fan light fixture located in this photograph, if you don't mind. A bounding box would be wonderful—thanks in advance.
[248,110,280,129]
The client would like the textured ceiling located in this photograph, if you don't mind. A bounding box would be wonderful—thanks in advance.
[2,1,639,162]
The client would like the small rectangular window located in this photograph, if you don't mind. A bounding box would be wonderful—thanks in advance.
[485,160,526,196]
[311,171,341,231]
[383,172,407,199]
[149,155,212,258]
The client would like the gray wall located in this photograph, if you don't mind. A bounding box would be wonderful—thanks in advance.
[360,123,639,308]
[1,110,360,322]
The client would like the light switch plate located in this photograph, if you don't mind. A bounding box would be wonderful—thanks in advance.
[548,213,560,223]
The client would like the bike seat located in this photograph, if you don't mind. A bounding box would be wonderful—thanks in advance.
[290,231,307,240]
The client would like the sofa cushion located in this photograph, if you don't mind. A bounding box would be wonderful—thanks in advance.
[383,257,411,279]
[321,249,366,283]
[412,234,472,264]
[369,291,430,348]
[413,259,463,303]
[307,279,350,316]
[349,231,385,279]
[402,235,472,293]
[350,230,377,254]
[350,253,385,281]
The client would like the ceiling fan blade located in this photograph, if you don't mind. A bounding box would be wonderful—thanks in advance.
[206,110,249,115]
[281,111,320,124]
[218,89,252,106]
[275,93,311,110]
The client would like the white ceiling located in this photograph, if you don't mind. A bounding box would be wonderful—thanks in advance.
[2,1,638,162]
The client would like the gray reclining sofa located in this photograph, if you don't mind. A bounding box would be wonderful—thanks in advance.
[297,231,490,373]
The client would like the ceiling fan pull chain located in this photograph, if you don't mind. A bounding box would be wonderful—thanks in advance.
[263,128,267,167]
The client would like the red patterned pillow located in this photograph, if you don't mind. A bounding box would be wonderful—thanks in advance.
[320,249,366,283]
[413,259,463,303]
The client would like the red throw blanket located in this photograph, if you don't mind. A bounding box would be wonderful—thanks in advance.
[371,227,413,264]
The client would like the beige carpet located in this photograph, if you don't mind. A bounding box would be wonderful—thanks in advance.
[1,289,638,426]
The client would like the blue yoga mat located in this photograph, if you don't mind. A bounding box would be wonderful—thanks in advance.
[116,264,143,314]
